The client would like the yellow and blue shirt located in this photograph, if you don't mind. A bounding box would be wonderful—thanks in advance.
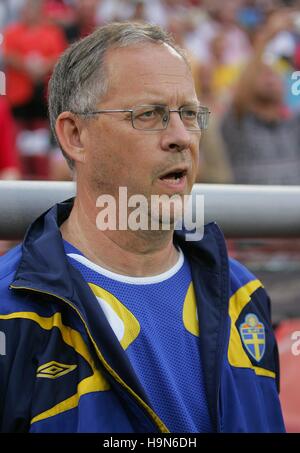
[64,241,212,433]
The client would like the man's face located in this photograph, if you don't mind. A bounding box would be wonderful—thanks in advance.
[253,64,283,104]
[79,43,201,217]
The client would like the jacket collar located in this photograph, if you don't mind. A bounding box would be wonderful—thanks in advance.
[13,199,230,432]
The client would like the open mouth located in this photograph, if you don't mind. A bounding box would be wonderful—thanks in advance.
[159,169,187,185]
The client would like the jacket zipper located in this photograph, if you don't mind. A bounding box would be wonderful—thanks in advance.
[10,284,169,433]
[211,222,230,433]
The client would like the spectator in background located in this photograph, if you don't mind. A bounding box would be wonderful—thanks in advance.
[2,0,66,124]
[0,97,20,180]
[62,0,101,42]
[2,0,67,178]
[44,0,104,44]
[43,0,76,42]
[221,9,300,185]
[197,118,234,183]
[185,0,251,67]
[167,13,202,94]
[205,31,245,105]
[192,46,235,184]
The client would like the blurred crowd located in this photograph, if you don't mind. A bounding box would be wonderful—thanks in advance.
[1,0,300,183]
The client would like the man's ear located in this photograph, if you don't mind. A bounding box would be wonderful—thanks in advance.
[55,112,86,164]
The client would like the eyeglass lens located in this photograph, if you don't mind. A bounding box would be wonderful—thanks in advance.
[131,105,208,130]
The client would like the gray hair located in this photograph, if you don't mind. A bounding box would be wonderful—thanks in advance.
[48,21,189,169]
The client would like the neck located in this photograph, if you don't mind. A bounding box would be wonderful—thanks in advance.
[60,195,179,277]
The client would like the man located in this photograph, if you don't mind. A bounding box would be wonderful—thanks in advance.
[0,22,285,433]
[2,0,67,178]
[221,10,300,185]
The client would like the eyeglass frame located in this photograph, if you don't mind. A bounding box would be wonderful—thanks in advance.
[70,104,210,131]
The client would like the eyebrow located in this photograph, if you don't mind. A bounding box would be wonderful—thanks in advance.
[123,100,201,108]
[180,101,201,107]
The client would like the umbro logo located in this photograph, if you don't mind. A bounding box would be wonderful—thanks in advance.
[37,361,77,379]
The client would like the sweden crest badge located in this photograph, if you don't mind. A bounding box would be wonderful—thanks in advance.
[239,313,265,362]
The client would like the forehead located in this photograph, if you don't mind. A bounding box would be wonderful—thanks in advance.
[101,43,196,105]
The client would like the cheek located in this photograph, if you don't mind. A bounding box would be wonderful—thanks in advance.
[191,140,201,172]
[89,131,155,187]
[113,131,159,172]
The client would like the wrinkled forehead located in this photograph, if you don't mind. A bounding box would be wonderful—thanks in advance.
[101,43,195,104]
[106,43,190,77]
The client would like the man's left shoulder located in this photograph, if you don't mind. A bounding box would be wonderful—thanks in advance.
[228,257,270,315]
[228,257,258,289]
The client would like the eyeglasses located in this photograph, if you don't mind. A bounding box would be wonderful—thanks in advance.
[72,104,210,131]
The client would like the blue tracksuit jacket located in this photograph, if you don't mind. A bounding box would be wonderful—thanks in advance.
[0,200,285,432]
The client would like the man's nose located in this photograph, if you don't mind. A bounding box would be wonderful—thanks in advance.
[160,111,193,152]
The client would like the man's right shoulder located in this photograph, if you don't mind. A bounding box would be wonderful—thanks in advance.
[0,244,24,313]
[0,243,57,319]
[0,244,22,282]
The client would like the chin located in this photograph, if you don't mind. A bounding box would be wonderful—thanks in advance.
[148,196,186,231]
